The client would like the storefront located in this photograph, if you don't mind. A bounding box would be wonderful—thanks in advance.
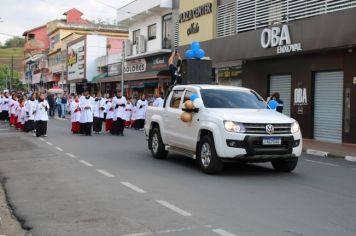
[96,54,171,99]
[178,5,356,144]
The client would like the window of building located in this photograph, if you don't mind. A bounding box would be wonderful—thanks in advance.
[162,13,172,49]
[28,34,35,40]
[50,33,60,50]
[148,24,157,40]
[132,29,140,45]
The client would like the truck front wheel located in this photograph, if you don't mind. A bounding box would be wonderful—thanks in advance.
[150,127,168,159]
[197,135,224,174]
[271,158,298,172]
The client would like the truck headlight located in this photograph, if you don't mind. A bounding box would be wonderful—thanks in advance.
[224,121,245,133]
[291,121,300,133]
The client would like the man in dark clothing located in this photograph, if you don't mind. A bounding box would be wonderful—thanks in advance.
[168,50,182,86]
[47,93,55,117]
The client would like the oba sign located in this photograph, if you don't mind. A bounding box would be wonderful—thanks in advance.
[260,25,302,54]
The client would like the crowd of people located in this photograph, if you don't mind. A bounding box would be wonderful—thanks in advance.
[0,89,165,137]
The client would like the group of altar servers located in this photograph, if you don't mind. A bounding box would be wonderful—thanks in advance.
[0,91,50,137]
[70,90,149,136]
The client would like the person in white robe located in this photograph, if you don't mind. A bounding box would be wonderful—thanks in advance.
[135,95,148,130]
[34,93,49,137]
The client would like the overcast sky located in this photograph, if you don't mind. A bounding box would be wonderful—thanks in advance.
[0,0,134,44]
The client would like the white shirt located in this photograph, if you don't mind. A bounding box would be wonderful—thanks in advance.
[124,103,133,121]
[9,99,19,115]
[70,100,81,122]
[93,98,106,118]
[25,100,36,121]
[1,96,10,111]
[112,96,127,119]
[34,100,49,121]
[153,97,165,108]
[105,100,115,120]
[136,99,148,120]
[79,96,94,123]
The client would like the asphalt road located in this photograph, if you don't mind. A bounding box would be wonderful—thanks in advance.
[0,118,356,236]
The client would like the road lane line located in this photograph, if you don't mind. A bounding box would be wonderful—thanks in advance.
[80,160,94,167]
[122,233,150,236]
[304,159,339,167]
[155,200,192,216]
[212,229,237,236]
[157,227,194,234]
[345,156,356,162]
[121,182,147,193]
[55,146,63,152]
[38,137,44,141]
[65,153,76,158]
[96,169,115,178]
[46,142,53,146]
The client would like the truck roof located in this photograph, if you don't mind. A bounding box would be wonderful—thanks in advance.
[172,84,252,92]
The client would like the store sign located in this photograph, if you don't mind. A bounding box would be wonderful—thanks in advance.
[179,3,212,23]
[180,2,212,37]
[261,25,302,54]
[294,88,308,105]
[108,63,122,76]
[353,77,356,84]
[67,40,85,81]
[147,55,168,70]
[124,59,146,74]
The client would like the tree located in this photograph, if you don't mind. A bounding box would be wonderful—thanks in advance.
[0,64,26,91]
[4,36,25,48]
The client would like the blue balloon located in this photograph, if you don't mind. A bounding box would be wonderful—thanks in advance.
[191,41,200,51]
[189,94,199,102]
[194,49,205,59]
[185,49,194,59]
[268,100,278,110]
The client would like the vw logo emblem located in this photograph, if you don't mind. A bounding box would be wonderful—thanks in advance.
[266,124,274,134]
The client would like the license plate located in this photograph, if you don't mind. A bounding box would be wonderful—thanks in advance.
[262,137,281,145]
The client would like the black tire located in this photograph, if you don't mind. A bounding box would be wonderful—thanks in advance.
[149,127,168,159]
[271,158,298,172]
[197,135,224,174]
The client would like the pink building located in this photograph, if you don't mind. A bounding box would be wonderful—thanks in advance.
[23,25,50,53]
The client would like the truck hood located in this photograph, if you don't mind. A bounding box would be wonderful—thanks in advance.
[206,109,295,124]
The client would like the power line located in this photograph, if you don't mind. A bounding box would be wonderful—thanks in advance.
[95,0,139,14]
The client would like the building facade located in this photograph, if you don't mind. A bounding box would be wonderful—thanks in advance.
[23,25,50,91]
[175,0,356,144]
[46,8,128,92]
[98,0,174,99]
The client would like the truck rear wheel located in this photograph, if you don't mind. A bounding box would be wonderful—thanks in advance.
[150,127,168,159]
[271,158,298,172]
[197,135,223,174]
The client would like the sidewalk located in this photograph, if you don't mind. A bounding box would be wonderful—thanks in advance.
[303,139,356,160]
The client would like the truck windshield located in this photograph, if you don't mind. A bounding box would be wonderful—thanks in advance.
[200,89,267,109]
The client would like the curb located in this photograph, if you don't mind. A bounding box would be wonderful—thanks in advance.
[303,148,356,162]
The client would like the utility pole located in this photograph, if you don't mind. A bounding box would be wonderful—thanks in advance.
[121,41,125,94]
[10,56,13,91]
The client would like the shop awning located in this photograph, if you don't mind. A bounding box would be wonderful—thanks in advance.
[91,73,107,83]
[94,70,170,83]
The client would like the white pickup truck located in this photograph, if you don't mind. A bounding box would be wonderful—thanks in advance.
[145,84,302,174]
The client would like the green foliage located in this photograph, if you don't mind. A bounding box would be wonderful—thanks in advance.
[2,37,25,48]
[0,64,26,91]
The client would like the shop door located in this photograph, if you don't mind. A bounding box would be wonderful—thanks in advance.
[314,71,343,143]
[269,74,291,117]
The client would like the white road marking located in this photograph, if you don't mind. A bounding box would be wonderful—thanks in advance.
[306,149,328,157]
[121,182,147,193]
[304,159,339,167]
[156,200,192,216]
[122,233,150,236]
[345,156,356,162]
[122,227,195,236]
[96,169,115,178]
[65,153,76,158]
[39,137,44,141]
[0,128,9,131]
[46,142,53,146]
[80,160,94,167]
[212,229,237,236]
[55,146,63,152]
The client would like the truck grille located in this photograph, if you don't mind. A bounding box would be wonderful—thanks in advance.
[243,123,291,135]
